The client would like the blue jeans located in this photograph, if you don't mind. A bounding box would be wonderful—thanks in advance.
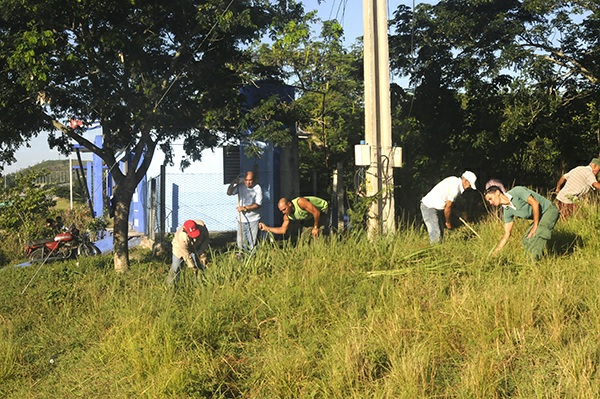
[420,202,444,244]
[238,220,259,252]
[167,252,199,284]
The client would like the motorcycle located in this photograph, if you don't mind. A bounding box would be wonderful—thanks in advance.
[25,225,101,263]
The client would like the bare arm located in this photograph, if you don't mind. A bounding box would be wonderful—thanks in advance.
[238,202,261,213]
[227,177,240,196]
[526,195,540,238]
[444,200,453,229]
[297,197,320,226]
[297,197,322,236]
[592,181,600,191]
[259,216,290,235]
[555,175,566,193]
[493,221,514,255]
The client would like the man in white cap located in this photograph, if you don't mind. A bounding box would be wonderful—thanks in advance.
[420,171,477,244]
[168,219,209,284]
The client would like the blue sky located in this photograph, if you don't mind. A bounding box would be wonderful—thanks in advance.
[305,0,363,44]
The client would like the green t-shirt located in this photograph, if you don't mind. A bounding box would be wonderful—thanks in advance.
[503,186,553,224]
[288,197,329,221]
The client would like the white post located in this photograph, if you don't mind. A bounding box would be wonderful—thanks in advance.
[363,0,395,235]
[69,156,73,209]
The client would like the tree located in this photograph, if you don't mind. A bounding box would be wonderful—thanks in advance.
[0,170,56,243]
[0,0,303,271]
[388,0,600,207]
[255,15,365,197]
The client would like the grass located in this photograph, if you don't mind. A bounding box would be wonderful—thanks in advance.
[1,202,600,398]
[53,197,71,212]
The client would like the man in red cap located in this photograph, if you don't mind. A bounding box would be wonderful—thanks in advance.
[168,219,209,284]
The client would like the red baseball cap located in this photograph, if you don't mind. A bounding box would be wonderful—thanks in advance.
[183,220,200,238]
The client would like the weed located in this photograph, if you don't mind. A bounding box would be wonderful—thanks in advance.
[1,201,600,397]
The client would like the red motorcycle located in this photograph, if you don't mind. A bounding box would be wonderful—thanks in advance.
[25,225,101,263]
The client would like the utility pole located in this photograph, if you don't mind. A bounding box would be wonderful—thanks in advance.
[363,0,395,235]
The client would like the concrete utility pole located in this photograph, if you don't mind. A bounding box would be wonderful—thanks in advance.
[363,0,395,235]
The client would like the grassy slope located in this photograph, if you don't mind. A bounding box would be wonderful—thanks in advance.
[1,204,600,398]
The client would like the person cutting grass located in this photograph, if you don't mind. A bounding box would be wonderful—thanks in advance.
[484,185,559,260]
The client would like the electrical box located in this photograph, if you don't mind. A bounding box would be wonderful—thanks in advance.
[354,143,371,166]
[392,146,403,168]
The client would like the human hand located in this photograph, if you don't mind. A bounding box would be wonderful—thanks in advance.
[311,226,319,237]
[445,221,451,229]
[528,226,537,239]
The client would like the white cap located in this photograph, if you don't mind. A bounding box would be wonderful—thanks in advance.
[461,171,477,190]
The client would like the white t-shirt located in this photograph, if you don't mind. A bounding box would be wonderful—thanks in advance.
[232,183,263,223]
[421,176,464,210]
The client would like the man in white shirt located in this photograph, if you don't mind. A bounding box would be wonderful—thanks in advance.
[555,158,600,219]
[227,170,263,253]
[420,171,477,244]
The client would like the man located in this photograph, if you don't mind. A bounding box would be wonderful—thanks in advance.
[227,171,263,252]
[420,171,477,244]
[555,157,600,219]
[259,196,329,238]
[168,219,209,284]
[485,185,559,260]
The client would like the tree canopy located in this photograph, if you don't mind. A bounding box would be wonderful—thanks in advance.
[3,0,600,243]
[0,0,304,271]
[389,0,600,212]
[255,15,365,198]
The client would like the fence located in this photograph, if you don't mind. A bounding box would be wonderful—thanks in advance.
[147,172,239,236]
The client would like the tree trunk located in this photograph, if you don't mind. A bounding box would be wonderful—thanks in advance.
[112,180,137,273]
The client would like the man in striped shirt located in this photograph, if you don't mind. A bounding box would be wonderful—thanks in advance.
[555,158,600,219]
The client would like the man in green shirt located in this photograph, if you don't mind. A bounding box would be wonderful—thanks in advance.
[259,196,329,238]
[484,185,559,260]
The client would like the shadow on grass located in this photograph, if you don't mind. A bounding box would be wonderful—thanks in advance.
[548,231,583,256]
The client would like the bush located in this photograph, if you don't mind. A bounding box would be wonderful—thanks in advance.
[0,170,56,244]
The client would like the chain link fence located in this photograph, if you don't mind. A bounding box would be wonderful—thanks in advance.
[147,172,239,236]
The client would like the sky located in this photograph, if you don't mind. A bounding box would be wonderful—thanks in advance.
[3,0,420,176]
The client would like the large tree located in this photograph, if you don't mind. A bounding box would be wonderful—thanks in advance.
[0,0,303,271]
[255,15,364,197]
[388,0,600,204]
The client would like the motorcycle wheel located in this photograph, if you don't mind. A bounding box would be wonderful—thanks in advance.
[58,246,73,260]
[29,248,46,263]
[78,243,101,257]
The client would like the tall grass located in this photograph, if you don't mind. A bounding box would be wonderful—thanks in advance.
[1,200,600,398]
